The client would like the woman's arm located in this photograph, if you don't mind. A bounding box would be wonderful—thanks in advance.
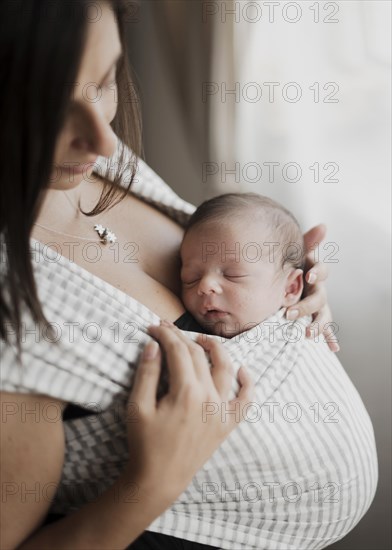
[1,328,252,550]
[286,224,340,352]
[1,392,67,549]
[0,392,173,550]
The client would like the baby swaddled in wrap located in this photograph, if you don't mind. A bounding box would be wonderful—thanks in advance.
[147,193,378,549]
[1,165,377,549]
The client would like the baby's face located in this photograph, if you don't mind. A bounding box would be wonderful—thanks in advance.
[180,220,296,337]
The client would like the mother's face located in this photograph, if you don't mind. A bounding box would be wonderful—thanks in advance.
[51,2,121,190]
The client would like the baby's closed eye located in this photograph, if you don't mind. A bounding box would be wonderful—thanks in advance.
[224,273,249,280]
[182,279,200,286]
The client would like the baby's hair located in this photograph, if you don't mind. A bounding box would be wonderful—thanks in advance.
[184,192,305,271]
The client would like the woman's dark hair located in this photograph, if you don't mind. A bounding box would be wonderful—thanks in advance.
[0,0,142,350]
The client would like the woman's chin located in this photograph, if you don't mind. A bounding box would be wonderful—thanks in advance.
[47,171,90,191]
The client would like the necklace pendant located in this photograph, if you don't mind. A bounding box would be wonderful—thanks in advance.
[94,224,117,244]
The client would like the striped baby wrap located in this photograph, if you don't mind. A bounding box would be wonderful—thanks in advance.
[1,144,377,549]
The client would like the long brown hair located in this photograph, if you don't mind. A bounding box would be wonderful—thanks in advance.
[0,0,142,349]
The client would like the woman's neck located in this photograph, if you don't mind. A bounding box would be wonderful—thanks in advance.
[35,176,102,228]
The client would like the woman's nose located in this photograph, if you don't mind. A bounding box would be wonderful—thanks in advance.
[197,276,222,296]
[71,105,118,159]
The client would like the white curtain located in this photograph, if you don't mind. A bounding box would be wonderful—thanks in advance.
[208,0,390,227]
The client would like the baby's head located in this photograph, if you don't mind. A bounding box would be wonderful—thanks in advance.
[180,193,305,337]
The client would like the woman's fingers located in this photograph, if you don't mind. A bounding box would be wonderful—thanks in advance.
[326,340,340,353]
[195,336,255,422]
[147,323,197,395]
[216,367,255,433]
[131,341,161,412]
[304,306,340,353]
[302,225,328,285]
[301,224,337,351]
[304,261,329,284]
[323,324,340,352]
[149,321,243,401]
[195,334,234,398]
[232,366,254,404]
[318,309,340,352]
[286,284,326,320]
[160,321,213,384]
[147,321,254,423]
[303,223,327,253]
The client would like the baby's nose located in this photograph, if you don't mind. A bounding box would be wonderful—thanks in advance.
[197,275,222,296]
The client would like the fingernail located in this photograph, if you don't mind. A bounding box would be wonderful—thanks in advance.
[307,272,317,284]
[160,319,174,327]
[143,341,159,360]
[286,309,299,320]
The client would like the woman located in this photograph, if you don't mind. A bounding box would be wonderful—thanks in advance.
[1,1,349,549]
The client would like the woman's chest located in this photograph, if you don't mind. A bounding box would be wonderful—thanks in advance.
[84,194,187,319]
[33,190,187,321]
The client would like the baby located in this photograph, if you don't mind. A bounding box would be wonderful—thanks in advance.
[155,193,377,550]
[176,192,305,338]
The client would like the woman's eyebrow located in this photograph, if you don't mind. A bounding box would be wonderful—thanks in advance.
[99,51,122,84]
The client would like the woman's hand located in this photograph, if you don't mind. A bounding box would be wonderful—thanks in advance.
[286,224,340,353]
[124,321,253,503]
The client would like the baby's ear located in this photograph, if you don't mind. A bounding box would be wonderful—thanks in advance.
[282,269,304,307]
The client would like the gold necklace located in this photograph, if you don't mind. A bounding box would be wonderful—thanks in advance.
[34,191,118,245]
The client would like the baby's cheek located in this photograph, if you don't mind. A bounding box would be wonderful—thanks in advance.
[181,288,189,307]
[182,289,196,313]
[229,294,254,328]
[237,292,265,326]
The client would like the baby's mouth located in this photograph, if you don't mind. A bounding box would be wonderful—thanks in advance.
[203,308,229,319]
